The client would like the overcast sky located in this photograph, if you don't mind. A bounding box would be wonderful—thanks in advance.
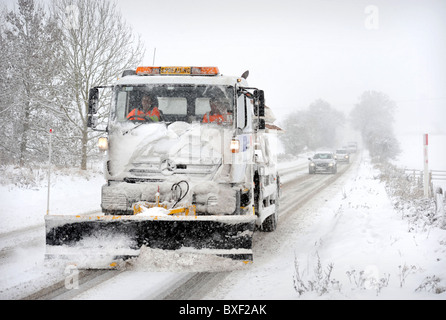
[111,0,446,135]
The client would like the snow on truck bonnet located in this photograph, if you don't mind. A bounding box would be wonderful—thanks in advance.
[45,66,281,269]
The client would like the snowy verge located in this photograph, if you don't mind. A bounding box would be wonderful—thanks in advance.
[0,166,104,234]
[294,158,446,299]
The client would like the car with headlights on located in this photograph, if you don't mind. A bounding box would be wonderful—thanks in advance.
[335,149,350,163]
[308,151,337,174]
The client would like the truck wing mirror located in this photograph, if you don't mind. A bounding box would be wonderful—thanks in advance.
[88,87,99,115]
[87,114,98,128]
[88,87,99,129]
[253,90,265,117]
[258,90,265,117]
[87,85,112,132]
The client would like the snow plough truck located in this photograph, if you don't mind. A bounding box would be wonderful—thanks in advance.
[45,66,281,268]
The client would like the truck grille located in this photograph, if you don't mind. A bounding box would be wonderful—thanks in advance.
[102,193,127,211]
[129,163,217,176]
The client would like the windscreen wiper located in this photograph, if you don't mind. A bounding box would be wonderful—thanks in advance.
[123,122,145,135]
[123,121,170,135]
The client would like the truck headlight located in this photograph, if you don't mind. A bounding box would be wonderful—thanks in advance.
[230,139,240,153]
[98,137,108,151]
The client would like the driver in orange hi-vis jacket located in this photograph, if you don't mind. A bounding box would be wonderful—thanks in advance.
[127,94,162,122]
[203,98,229,124]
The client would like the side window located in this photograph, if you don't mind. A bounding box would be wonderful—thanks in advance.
[237,94,247,130]
[116,91,128,122]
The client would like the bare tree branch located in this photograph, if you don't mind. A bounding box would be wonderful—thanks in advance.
[50,0,145,169]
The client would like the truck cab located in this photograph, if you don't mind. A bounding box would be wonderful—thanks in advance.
[45,66,280,267]
[88,66,280,230]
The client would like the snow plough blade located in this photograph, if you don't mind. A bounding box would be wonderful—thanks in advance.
[45,214,256,269]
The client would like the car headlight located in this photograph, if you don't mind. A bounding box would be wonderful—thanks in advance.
[310,163,315,166]
[328,163,333,166]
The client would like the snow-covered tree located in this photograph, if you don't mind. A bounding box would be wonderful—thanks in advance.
[50,0,145,170]
[279,109,310,155]
[0,0,63,166]
[350,91,401,162]
[307,99,345,149]
[0,15,13,165]
[280,99,345,155]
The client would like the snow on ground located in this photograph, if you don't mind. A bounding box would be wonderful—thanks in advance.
[0,167,106,299]
[0,167,104,234]
[0,150,445,300]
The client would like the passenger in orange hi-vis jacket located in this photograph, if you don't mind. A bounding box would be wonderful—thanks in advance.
[203,98,229,124]
[127,94,163,122]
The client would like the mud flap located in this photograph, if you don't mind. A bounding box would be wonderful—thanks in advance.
[45,214,255,269]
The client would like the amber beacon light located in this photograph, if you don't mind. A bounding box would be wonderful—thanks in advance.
[136,66,219,76]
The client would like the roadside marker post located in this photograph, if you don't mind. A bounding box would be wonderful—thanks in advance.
[423,133,429,198]
[47,129,53,215]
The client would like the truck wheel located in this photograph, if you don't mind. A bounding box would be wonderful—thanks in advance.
[261,209,277,232]
[261,196,279,232]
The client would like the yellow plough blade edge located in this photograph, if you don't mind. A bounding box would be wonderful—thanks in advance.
[45,214,256,269]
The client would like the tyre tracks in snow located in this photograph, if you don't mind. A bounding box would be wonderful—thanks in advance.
[0,225,44,260]
[21,269,124,300]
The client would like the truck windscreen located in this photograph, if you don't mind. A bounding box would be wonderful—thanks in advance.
[113,84,234,125]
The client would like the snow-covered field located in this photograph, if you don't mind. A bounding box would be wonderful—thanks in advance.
[0,149,445,300]
[394,133,446,192]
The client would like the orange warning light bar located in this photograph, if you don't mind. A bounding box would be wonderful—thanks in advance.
[191,67,219,75]
[136,66,219,76]
[135,66,160,75]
